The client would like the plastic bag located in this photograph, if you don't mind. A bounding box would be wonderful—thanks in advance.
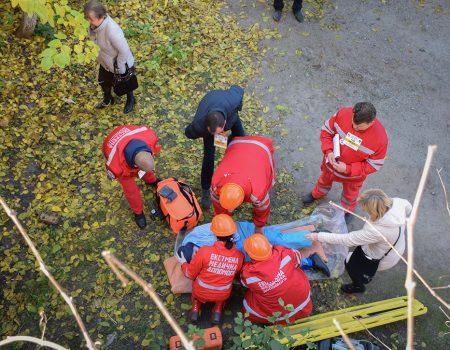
[270,204,348,280]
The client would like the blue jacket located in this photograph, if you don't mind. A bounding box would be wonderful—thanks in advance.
[185,85,244,139]
[181,221,312,262]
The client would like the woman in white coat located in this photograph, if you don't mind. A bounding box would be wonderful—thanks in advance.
[84,0,136,113]
[306,189,412,293]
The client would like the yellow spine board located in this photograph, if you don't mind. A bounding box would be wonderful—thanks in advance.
[241,296,427,347]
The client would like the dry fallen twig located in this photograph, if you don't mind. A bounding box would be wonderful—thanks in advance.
[0,336,68,350]
[102,251,195,350]
[0,197,98,350]
[436,168,450,216]
[332,318,356,350]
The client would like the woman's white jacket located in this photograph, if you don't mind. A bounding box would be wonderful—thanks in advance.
[318,198,412,271]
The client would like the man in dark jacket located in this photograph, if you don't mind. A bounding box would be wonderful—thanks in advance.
[185,85,245,209]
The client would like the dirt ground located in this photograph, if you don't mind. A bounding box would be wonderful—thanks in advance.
[225,0,450,348]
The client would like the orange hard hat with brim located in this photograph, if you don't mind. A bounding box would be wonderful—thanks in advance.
[219,183,244,210]
[243,233,272,261]
[211,214,237,237]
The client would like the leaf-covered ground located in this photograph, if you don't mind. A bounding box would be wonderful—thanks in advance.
[0,0,354,348]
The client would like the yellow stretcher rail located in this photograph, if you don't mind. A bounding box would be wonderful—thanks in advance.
[242,296,427,347]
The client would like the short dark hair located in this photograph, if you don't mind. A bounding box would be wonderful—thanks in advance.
[84,0,107,19]
[352,102,377,124]
[205,112,225,132]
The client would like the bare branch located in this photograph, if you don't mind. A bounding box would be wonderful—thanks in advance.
[0,197,98,350]
[332,319,356,350]
[436,168,450,216]
[0,336,69,350]
[102,251,195,350]
[405,145,437,350]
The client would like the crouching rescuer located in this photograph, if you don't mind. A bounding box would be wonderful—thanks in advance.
[241,234,312,324]
[176,214,244,324]
[211,136,275,233]
[102,125,161,229]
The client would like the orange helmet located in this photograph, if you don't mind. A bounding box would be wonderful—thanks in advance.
[219,183,244,210]
[243,234,272,261]
[211,214,237,237]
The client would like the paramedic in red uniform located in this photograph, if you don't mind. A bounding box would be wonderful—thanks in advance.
[211,136,275,233]
[177,214,244,324]
[102,125,161,229]
[240,234,312,325]
[302,102,388,224]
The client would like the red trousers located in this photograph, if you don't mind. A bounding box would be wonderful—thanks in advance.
[311,165,363,211]
[118,171,157,214]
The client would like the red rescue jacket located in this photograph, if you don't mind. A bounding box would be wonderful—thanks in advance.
[241,246,312,325]
[320,107,388,183]
[182,241,244,302]
[211,136,276,227]
[102,125,161,180]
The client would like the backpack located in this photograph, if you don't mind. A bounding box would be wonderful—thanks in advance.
[155,178,202,234]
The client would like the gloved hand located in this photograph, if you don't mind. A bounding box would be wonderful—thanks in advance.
[176,251,187,264]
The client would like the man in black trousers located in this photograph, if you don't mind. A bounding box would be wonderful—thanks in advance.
[185,85,245,209]
[273,0,304,23]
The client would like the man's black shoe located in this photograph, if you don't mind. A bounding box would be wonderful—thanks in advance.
[341,283,366,294]
[293,9,304,23]
[124,96,135,114]
[310,253,331,277]
[273,10,282,22]
[201,189,211,209]
[344,213,354,225]
[301,192,316,206]
[134,212,147,229]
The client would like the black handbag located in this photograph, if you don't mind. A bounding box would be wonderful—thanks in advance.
[345,227,401,284]
[113,61,138,96]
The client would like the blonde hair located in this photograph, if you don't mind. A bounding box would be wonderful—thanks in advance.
[358,189,393,222]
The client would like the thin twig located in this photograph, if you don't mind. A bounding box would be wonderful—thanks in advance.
[0,197,98,350]
[102,251,195,350]
[332,319,356,350]
[439,306,450,336]
[405,145,437,350]
[432,285,450,290]
[39,311,47,341]
[436,168,450,215]
[0,336,68,350]
[330,200,450,311]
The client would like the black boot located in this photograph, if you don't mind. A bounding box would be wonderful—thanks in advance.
[134,212,147,229]
[273,10,282,22]
[96,92,114,109]
[201,189,211,209]
[293,8,304,22]
[311,253,331,277]
[124,92,135,114]
[301,192,316,206]
[341,283,366,294]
